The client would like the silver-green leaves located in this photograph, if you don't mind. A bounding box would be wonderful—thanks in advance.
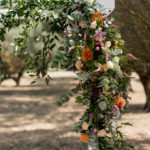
[98,101,107,111]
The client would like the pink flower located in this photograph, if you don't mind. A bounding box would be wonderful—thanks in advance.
[67,46,75,54]
[93,129,98,133]
[123,73,132,78]
[112,25,120,29]
[101,42,104,47]
[66,30,71,34]
[96,46,100,51]
[95,65,101,72]
[84,31,87,40]
[126,53,138,60]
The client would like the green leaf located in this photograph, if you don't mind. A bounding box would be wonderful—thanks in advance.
[9,0,12,8]
[111,49,123,56]
[31,81,36,84]
[67,15,74,21]
[75,96,82,103]
[98,101,107,111]
[60,59,68,66]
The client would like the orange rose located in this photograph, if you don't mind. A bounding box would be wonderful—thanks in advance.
[81,47,93,62]
[115,97,126,108]
[91,12,103,25]
[80,133,88,143]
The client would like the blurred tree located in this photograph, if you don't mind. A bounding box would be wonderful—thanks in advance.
[0,26,26,86]
[112,0,150,111]
[0,23,52,86]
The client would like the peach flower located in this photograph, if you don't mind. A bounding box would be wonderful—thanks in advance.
[75,60,84,72]
[97,129,106,137]
[82,122,89,130]
[79,21,87,28]
[101,64,109,72]
[90,21,97,29]
[119,40,125,46]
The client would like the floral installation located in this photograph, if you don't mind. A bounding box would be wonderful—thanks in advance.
[0,0,137,149]
[53,0,136,149]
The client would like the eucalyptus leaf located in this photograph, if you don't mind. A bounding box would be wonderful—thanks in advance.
[98,101,107,111]
[111,49,123,56]
[67,15,74,21]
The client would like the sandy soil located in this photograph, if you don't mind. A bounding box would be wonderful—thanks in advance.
[0,71,149,150]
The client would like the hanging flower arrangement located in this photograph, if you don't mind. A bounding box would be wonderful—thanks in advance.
[53,0,137,149]
[0,0,137,149]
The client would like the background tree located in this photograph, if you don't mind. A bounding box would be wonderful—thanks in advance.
[0,22,52,86]
[112,0,150,111]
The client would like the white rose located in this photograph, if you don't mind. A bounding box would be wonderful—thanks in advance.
[107,61,114,69]
[90,21,97,29]
[113,56,120,63]
[105,41,111,48]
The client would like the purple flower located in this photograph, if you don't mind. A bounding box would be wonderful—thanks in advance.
[93,128,98,133]
[126,53,138,60]
[89,113,94,123]
[94,29,106,42]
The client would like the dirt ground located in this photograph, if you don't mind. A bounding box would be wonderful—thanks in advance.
[0,71,150,150]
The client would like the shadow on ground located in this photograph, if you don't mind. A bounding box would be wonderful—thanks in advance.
[127,104,145,113]
[0,74,149,150]
[0,129,87,150]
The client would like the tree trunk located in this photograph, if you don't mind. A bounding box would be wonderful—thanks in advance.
[112,0,150,111]
[12,70,24,86]
[140,75,150,111]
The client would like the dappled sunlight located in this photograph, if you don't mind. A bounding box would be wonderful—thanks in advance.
[0,71,149,150]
